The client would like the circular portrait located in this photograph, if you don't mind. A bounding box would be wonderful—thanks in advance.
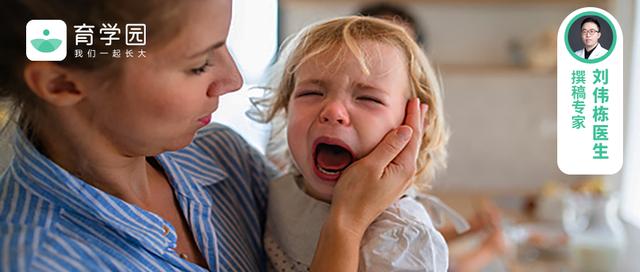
[565,12,616,64]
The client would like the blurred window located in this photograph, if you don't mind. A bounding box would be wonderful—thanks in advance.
[213,0,279,154]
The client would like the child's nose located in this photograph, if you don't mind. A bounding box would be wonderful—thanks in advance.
[319,101,350,126]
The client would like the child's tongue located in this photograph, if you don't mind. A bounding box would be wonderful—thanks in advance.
[316,146,352,170]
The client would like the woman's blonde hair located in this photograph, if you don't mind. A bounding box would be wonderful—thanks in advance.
[255,16,448,191]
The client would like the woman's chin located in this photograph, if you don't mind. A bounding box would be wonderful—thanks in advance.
[163,134,197,152]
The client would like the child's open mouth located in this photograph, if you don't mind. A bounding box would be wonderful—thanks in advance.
[312,138,355,181]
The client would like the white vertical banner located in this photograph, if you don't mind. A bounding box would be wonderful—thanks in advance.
[557,7,623,175]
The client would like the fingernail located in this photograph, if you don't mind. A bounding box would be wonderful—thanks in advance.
[397,126,412,141]
[421,104,428,115]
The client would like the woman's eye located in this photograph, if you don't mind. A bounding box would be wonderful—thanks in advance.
[190,60,212,75]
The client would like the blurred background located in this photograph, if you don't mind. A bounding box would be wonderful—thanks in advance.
[1,0,639,271]
[215,0,640,270]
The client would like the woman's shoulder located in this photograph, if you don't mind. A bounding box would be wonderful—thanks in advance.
[0,192,98,271]
[0,223,114,271]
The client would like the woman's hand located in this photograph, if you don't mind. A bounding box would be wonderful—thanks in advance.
[331,97,427,235]
[311,98,427,271]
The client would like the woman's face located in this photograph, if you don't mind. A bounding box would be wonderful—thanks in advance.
[82,0,241,155]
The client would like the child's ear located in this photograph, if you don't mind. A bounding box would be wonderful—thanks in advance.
[23,62,86,107]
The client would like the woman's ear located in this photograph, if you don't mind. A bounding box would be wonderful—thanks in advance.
[23,62,86,107]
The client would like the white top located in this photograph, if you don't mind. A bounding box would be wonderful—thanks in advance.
[265,174,465,272]
[575,43,609,60]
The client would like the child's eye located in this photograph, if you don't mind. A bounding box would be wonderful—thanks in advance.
[295,90,323,97]
[190,60,212,75]
[358,96,384,105]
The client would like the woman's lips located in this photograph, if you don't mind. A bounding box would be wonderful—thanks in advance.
[198,115,212,126]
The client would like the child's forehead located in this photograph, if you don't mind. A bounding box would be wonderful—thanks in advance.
[297,41,406,76]
[292,41,412,98]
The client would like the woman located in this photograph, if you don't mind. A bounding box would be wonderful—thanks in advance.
[0,0,426,271]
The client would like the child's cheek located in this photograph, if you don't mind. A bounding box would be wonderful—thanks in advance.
[288,104,316,129]
[360,114,402,156]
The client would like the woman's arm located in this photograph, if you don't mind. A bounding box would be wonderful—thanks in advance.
[311,98,427,271]
[312,211,368,272]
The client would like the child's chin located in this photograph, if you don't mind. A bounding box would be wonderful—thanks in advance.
[305,180,335,203]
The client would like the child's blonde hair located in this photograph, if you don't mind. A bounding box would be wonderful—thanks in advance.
[258,16,448,191]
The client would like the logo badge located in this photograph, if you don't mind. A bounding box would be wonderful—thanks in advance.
[26,20,67,61]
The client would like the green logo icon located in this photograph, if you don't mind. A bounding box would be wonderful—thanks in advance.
[26,20,67,61]
[31,29,62,53]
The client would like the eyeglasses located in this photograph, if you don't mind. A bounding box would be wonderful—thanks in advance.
[582,29,600,36]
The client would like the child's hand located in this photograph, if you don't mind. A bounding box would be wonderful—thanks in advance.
[328,98,428,238]
[468,199,503,234]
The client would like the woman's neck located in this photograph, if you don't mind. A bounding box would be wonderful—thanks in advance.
[35,120,154,208]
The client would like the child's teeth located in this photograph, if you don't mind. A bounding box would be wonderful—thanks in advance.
[318,165,340,175]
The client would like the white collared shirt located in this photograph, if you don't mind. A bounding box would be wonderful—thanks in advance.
[575,43,609,59]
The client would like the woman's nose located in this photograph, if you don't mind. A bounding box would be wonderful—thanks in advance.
[207,47,243,98]
[319,100,350,126]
